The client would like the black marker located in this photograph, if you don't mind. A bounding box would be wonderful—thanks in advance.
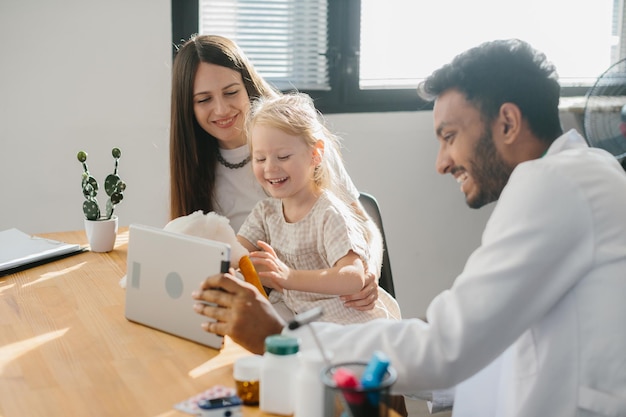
[287,306,324,330]
[286,306,330,366]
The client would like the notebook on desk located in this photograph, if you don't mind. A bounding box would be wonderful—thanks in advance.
[125,224,230,349]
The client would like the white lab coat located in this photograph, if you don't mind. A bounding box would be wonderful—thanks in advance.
[288,130,626,416]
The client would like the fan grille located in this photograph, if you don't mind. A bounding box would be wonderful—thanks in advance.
[583,58,626,160]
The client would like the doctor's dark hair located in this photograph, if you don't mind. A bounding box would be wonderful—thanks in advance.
[417,39,563,144]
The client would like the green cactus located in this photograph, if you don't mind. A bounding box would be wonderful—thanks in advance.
[77,148,126,220]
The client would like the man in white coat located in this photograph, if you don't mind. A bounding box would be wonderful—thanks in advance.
[192,39,626,416]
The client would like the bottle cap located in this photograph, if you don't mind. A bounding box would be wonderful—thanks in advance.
[264,335,299,355]
[234,355,263,381]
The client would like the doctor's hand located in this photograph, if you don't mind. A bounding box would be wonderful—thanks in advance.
[341,271,379,311]
[192,268,284,354]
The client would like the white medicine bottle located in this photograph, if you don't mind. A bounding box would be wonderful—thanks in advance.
[294,350,331,417]
[260,335,300,415]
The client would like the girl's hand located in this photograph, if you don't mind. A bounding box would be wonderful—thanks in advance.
[249,240,291,292]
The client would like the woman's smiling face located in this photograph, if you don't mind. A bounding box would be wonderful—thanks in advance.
[192,62,251,149]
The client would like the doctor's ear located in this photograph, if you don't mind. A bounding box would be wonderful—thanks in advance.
[498,103,522,143]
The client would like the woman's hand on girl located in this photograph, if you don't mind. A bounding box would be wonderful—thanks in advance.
[340,271,379,311]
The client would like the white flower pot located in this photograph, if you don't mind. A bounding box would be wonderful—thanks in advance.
[84,215,119,253]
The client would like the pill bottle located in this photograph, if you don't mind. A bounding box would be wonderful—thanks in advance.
[233,354,263,405]
[294,349,332,417]
[259,335,299,415]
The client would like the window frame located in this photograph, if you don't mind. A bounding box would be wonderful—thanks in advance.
[171,0,591,114]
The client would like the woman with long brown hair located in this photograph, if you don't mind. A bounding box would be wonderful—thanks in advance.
[169,34,379,310]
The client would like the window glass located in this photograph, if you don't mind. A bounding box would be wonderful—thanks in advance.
[187,0,624,112]
[360,0,618,89]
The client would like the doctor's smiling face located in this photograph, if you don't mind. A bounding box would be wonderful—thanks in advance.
[434,89,513,209]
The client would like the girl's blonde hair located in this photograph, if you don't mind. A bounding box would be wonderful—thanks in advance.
[245,92,383,277]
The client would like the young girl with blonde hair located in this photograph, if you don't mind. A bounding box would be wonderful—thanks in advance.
[237,92,401,324]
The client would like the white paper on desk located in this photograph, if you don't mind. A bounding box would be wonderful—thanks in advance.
[0,228,83,274]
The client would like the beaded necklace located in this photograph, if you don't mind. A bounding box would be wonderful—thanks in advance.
[216,151,251,169]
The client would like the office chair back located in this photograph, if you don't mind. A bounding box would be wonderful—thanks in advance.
[358,192,395,297]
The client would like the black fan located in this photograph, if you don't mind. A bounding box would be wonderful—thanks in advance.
[583,58,626,162]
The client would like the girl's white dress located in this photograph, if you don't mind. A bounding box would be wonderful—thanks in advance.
[239,190,401,324]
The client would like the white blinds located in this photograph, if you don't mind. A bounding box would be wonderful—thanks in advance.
[199,0,330,91]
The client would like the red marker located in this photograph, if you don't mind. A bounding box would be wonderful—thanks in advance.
[332,367,365,404]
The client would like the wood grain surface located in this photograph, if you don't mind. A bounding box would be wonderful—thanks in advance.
[0,229,264,417]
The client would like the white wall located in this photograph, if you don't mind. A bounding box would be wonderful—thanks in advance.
[2,1,578,319]
[327,112,493,319]
[0,0,172,235]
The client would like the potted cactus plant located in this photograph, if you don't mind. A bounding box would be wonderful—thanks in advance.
[77,148,126,252]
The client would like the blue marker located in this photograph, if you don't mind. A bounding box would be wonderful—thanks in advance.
[360,351,390,405]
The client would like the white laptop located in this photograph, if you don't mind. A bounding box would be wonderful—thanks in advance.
[125,223,230,349]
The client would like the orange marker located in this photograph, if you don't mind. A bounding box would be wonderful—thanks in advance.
[238,255,268,298]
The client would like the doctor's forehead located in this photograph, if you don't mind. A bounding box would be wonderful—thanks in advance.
[433,90,481,135]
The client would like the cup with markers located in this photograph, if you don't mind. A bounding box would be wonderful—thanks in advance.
[321,351,397,417]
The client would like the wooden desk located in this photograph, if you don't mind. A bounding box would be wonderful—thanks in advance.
[0,229,264,417]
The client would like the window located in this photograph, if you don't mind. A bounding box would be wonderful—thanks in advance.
[172,0,625,114]
[198,0,330,91]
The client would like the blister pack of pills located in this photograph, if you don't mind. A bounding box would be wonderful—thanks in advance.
[173,385,237,414]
